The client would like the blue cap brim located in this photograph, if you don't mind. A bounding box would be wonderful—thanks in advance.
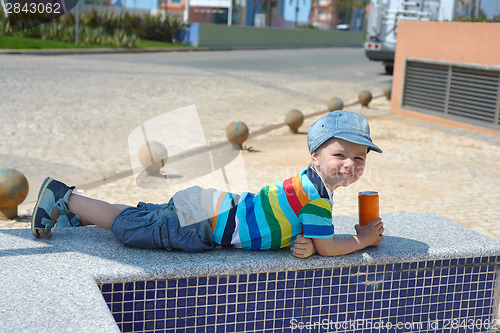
[333,134,383,153]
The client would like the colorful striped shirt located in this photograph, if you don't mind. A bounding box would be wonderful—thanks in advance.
[211,167,334,250]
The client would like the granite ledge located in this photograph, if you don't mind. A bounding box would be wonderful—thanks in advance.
[1,212,499,333]
[1,213,500,283]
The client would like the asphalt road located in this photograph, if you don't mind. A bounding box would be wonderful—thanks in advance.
[76,47,393,86]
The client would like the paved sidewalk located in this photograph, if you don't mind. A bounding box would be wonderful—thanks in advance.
[1,53,499,243]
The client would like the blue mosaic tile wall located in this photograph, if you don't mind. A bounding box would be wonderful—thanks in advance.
[99,256,500,333]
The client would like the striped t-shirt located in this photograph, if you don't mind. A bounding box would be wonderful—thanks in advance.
[210,167,334,250]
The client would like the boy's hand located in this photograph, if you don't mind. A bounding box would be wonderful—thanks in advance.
[355,218,384,247]
[291,234,316,259]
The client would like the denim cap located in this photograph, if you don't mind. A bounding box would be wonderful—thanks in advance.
[307,110,382,154]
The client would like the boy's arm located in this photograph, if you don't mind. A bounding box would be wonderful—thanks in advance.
[291,235,366,258]
[313,218,384,256]
[312,236,367,256]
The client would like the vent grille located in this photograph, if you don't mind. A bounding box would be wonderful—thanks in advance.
[403,62,448,113]
[402,61,500,129]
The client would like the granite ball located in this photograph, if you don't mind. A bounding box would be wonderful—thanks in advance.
[327,97,344,112]
[284,109,304,133]
[139,141,168,175]
[226,121,249,149]
[0,168,29,219]
[358,90,373,107]
[383,83,392,100]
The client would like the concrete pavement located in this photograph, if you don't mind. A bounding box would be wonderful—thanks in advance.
[0,52,499,243]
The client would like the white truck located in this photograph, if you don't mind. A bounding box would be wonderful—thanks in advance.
[364,0,480,74]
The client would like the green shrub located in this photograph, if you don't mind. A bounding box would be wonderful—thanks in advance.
[0,18,11,35]
[0,8,185,47]
[113,29,138,48]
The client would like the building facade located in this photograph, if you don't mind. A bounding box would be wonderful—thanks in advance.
[109,0,368,29]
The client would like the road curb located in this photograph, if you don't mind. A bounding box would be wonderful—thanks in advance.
[0,44,362,56]
[0,46,211,56]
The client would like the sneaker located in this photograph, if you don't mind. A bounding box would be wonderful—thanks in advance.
[31,177,75,238]
[55,213,83,228]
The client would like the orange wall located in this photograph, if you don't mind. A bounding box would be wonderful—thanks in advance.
[391,22,500,135]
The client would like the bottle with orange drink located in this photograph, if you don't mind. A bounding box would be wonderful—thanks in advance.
[358,191,381,245]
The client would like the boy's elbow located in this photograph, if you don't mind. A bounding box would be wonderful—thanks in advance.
[316,248,329,256]
[316,248,340,257]
[313,238,339,257]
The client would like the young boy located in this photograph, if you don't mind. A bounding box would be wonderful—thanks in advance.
[31,110,384,259]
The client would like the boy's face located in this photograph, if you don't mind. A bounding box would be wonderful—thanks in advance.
[311,138,367,190]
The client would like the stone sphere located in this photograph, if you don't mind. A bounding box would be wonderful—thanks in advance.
[284,109,304,133]
[0,169,29,217]
[327,97,344,112]
[226,121,249,148]
[383,83,392,100]
[358,90,373,107]
[138,141,168,175]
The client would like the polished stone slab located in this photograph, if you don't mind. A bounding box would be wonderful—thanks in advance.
[1,213,499,332]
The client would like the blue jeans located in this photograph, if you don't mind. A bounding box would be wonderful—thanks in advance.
[110,199,215,252]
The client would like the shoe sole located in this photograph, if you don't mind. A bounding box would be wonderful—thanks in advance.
[31,177,54,238]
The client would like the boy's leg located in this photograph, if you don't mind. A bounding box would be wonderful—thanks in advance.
[39,195,131,237]
[32,177,132,237]
[66,194,132,230]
